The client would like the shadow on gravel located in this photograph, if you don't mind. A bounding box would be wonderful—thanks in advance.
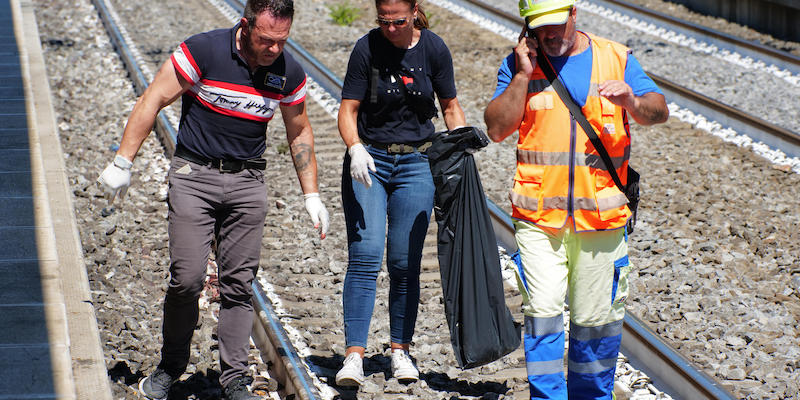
[112,362,223,400]
[422,371,511,398]
[307,354,511,399]
[308,353,395,377]
[108,361,144,385]
[308,353,395,399]
[166,369,223,400]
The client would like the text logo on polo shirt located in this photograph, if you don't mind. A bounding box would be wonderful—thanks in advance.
[265,73,287,90]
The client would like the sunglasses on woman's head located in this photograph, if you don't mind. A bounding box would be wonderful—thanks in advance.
[376,17,409,27]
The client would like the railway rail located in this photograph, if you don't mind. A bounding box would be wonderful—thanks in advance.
[438,0,800,160]
[55,0,797,398]
[594,0,800,75]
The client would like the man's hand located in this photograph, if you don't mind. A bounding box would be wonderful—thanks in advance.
[97,155,133,206]
[600,80,669,125]
[515,26,538,78]
[348,143,376,188]
[485,26,537,142]
[303,193,329,239]
[599,80,636,110]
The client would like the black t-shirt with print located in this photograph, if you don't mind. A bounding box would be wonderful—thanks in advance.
[171,24,307,161]
[341,28,457,144]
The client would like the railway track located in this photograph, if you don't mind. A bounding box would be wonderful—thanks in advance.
[591,0,800,74]
[436,0,800,160]
[455,0,800,78]
[62,0,798,398]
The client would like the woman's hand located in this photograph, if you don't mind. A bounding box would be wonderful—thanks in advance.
[348,143,376,188]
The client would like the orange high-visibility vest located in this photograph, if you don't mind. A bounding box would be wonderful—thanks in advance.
[511,33,632,232]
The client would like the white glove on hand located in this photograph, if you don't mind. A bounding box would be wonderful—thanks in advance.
[348,143,376,188]
[97,155,133,206]
[303,193,329,239]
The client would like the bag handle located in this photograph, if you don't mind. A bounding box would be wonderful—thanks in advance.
[535,51,627,192]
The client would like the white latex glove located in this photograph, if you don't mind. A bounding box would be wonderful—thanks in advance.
[348,143,376,188]
[303,193,329,239]
[97,155,133,207]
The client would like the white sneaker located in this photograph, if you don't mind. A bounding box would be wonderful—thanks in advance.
[391,349,419,382]
[335,353,365,387]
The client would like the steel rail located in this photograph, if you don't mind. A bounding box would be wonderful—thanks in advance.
[459,0,800,75]
[651,73,800,160]
[251,285,323,400]
[591,0,800,76]
[90,0,177,155]
[91,0,319,398]
[454,0,800,159]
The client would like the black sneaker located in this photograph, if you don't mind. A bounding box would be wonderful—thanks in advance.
[223,376,261,400]
[138,368,178,400]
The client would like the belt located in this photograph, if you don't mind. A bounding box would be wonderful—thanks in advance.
[174,145,266,173]
[360,137,432,154]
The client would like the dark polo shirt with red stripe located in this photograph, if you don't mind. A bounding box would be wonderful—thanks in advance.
[170,23,306,161]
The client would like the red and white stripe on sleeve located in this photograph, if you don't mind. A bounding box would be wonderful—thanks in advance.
[280,75,307,106]
[171,42,201,85]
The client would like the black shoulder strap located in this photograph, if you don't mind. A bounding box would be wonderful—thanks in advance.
[368,30,380,105]
[420,29,429,76]
[536,51,626,191]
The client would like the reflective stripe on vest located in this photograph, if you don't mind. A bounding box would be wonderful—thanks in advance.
[511,32,633,231]
[516,148,630,169]
[510,190,628,213]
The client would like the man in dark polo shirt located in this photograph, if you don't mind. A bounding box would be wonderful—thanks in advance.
[96,0,328,398]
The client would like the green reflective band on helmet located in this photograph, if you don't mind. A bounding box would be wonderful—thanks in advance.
[518,0,576,18]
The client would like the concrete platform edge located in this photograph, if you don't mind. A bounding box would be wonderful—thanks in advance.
[13,0,114,398]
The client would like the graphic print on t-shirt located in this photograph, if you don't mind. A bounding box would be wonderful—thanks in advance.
[171,42,306,123]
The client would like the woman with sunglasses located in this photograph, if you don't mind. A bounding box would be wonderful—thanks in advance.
[335,0,466,387]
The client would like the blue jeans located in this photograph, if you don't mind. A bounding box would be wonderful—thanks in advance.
[341,145,435,348]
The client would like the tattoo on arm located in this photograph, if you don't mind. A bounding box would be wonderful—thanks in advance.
[291,143,312,172]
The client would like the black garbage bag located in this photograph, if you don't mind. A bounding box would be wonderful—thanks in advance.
[427,126,521,369]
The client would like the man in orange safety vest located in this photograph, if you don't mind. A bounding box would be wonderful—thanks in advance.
[484,0,668,398]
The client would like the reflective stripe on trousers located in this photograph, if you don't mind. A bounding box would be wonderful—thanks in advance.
[567,320,623,399]
[512,220,629,399]
[519,316,624,399]
[524,314,566,399]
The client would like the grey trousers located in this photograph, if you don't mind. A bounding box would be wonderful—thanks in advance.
[158,156,267,388]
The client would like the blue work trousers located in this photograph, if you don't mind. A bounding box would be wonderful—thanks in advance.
[513,220,630,399]
[340,145,434,348]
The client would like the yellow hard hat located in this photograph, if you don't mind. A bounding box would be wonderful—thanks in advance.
[519,0,575,29]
